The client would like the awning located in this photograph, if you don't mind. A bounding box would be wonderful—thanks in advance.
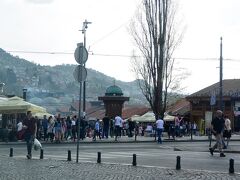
[131,112,175,122]
[0,96,46,114]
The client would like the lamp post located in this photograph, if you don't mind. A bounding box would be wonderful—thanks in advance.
[219,37,223,111]
[79,19,91,117]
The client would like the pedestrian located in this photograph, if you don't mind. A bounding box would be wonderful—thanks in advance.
[93,119,101,141]
[174,114,181,137]
[209,110,226,157]
[102,115,110,139]
[156,116,164,144]
[223,115,231,148]
[47,116,55,142]
[42,115,48,141]
[22,111,37,159]
[54,114,62,143]
[71,115,77,142]
[66,116,72,140]
[114,115,122,141]
[109,117,114,138]
[128,118,134,137]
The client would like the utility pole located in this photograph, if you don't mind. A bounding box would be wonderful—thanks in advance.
[80,19,91,117]
[219,37,223,111]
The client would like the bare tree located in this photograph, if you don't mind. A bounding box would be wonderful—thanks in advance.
[130,0,185,119]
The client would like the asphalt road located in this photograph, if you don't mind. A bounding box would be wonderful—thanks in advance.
[1,141,240,173]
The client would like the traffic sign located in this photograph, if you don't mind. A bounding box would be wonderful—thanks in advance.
[74,43,88,65]
[73,65,87,82]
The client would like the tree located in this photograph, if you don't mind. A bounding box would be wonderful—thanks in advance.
[130,0,185,119]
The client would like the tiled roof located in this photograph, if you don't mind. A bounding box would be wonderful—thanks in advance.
[122,106,150,119]
[167,99,190,116]
[85,105,149,120]
[188,79,240,97]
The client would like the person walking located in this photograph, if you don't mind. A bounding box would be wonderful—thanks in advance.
[42,115,48,141]
[156,117,164,144]
[22,111,37,159]
[66,116,72,140]
[17,120,23,140]
[223,115,231,148]
[209,110,226,157]
[102,115,110,139]
[114,115,122,141]
[93,119,101,141]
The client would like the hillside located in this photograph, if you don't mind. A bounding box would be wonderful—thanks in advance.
[0,48,146,108]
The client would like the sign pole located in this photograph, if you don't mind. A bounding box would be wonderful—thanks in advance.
[73,43,88,163]
[76,81,82,163]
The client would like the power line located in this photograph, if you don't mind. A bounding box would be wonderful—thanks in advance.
[4,50,240,62]
[88,21,128,49]
[6,50,72,55]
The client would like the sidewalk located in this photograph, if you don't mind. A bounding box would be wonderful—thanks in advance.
[1,156,239,180]
[1,134,240,145]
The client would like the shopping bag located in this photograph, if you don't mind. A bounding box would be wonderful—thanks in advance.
[34,138,42,151]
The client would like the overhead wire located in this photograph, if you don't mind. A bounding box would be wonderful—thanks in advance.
[4,50,240,62]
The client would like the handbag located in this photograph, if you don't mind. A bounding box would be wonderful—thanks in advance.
[34,138,42,151]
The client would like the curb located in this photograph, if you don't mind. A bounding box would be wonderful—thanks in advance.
[1,138,240,146]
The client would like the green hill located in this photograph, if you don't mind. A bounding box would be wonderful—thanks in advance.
[0,48,145,105]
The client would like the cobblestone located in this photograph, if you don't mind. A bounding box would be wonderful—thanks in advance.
[0,156,240,180]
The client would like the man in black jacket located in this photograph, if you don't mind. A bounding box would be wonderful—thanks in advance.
[102,115,110,139]
[209,110,226,157]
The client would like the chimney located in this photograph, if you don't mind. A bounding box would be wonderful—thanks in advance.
[23,88,27,101]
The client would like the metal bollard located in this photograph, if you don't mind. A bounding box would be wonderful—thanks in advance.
[97,152,101,163]
[229,159,234,174]
[67,150,71,161]
[132,154,137,166]
[176,156,181,170]
[40,149,44,159]
[9,148,13,157]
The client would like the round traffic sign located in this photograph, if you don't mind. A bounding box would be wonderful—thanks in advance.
[74,43,88,65]
[73,65,87,82]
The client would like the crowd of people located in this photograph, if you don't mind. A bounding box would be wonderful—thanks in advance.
[15,111,232,147]
[16,114,138,143]
[15,109,232,159]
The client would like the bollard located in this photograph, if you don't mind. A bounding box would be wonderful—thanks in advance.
[9,148,13,157]
[40,149,44,159]
[176,156,181,170]
[97,152,101,163]
[132,154,137,166]
[229,159,234,174]
[67,150,71,161]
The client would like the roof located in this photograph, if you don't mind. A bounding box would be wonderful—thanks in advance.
[105,85,123,96]
[122,106,150,119]
[188,79,240,98]
[167,99,190,116]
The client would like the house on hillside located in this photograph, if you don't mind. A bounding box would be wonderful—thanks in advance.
[186,79,240,132]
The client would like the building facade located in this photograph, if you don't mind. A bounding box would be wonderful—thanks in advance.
[186,79,240,131]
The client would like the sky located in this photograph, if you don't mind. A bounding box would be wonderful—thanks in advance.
[1,0,240,94]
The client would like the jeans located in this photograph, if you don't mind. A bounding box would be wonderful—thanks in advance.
[157,128,163,143]
[212,133,223,152]
[102,127,109,138]
[25,132,34,155]
[115,126,120,140]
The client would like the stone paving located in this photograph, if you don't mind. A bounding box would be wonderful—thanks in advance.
[1,156,240,180]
